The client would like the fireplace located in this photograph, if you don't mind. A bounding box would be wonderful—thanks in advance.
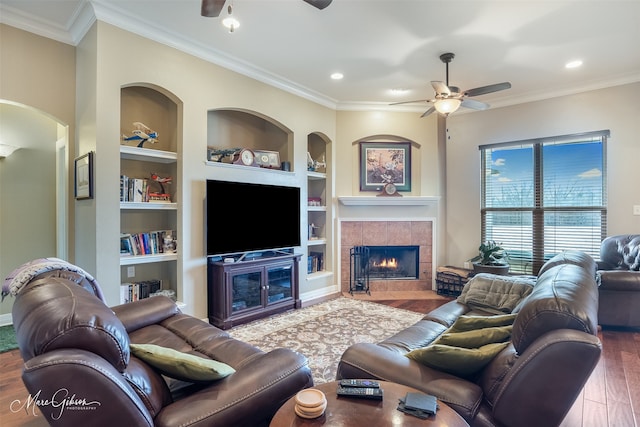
[340,219,434,294]
[349,245,420,294]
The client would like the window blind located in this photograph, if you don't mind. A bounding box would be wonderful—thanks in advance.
[480,130,608,274]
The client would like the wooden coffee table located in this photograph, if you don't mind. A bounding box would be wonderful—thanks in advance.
[269,381,469,426]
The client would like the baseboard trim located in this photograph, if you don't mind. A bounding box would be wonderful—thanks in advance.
[0,312,13,327]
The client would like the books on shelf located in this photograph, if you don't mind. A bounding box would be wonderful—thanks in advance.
[120,230,176,257]
[121,175,149,202]
[308,251,324,273]
[119,279,162,304]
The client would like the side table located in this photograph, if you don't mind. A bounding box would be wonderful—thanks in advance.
[270,381,469,427]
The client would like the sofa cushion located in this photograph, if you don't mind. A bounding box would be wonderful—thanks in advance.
[130,343,236,382]
[405,314,516,376]
[457,274,535,314]
[406,342,510,377]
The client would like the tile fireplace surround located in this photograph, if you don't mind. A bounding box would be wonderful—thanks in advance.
[340,220,433,294]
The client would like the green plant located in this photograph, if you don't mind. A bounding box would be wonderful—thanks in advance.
[476,241,509,266]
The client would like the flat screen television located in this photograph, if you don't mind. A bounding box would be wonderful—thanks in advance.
[206,179,301,256]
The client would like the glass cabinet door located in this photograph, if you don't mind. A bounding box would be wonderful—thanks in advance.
[231,271,262,312]
[267,264,293,304]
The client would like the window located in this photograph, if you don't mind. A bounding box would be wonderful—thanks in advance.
[480,130,608,274]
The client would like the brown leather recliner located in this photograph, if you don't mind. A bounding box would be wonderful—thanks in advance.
[10,266,313,426]
[596,234,640,328]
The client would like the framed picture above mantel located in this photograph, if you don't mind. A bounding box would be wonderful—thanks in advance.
[359,142,411,192]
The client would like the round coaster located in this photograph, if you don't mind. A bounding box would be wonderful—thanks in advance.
[295,388,327,408]
[295,402,326,419]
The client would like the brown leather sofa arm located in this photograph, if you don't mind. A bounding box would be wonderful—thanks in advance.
[490,330,601,427]
[597,270,640,291]
[154,348,313,427]
[21,349,154,427]
[113,295,181,333]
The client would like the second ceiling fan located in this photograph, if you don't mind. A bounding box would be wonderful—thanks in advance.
[201,0,333,17]
[393,53,511,117]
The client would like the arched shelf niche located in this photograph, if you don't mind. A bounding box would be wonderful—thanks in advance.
[206,108,293,170]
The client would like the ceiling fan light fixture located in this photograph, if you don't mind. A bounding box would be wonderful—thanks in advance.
[222,3,239,32]
[434,98,461,115]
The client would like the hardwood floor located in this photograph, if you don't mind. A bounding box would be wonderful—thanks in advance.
[1,294,638,427]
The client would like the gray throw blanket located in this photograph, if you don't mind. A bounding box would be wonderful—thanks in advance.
[457,273,535,314]
[2,257,104,302]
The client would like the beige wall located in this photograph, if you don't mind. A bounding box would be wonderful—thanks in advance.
[0,24,75,319]
[444,82,640,266]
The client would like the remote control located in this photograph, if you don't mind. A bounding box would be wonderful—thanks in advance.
[337,386,383,400]
[339,379,380,388]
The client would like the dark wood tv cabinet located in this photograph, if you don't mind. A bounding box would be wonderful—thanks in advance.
[207,252,302,329]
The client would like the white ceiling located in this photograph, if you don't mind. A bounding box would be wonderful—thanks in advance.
[2,0,640,113]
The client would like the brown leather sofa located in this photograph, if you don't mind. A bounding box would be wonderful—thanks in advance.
[10,266,313,426]
[337,251,601,427]
[596,234,640,328]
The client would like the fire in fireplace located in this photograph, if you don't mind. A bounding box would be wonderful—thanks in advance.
[367,245,419,279]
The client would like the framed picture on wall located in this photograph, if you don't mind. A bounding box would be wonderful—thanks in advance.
[74,151,94,200]
[359,142,411,192]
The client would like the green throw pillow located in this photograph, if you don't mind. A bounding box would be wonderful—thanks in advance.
[405,313,517,376]
[130,343,236,382]
[437,325,513,348]
[406,342,510,376]
[449,313,517,333]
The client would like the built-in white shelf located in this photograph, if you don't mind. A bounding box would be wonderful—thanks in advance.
[120,146,177,163]
[307,205,326,212]
[338,196,440,206]
[307,171,326,180]
[120,202,177,210]
[119,253,178,265]
[307,238,327,246]
[205,160,294,176]
[306,270,333,281]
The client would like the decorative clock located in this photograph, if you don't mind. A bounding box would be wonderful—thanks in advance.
[232,148,258,167]
[377,182,402,197]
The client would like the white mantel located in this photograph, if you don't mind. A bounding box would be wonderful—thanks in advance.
[338,196,440,206]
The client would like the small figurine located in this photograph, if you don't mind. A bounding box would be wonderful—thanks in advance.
[122,122,158,148]
[148,173,172,203]
[307,152,327,172]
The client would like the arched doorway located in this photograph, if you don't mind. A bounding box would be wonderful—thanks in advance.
[0,101,68,322]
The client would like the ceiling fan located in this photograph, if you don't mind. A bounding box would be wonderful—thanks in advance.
[201,0,333,17]
[392,53,511,118]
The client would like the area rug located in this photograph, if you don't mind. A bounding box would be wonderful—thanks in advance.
[0,324,18,353]
[228,297,424,384]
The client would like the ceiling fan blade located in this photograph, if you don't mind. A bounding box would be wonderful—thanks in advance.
[464,82,511,97]
[201,0,226,17]
[431,81,450,97]
[389,99,432,106]
[420,106,436,118]
[303,0,333,10]
[461,98,490,110]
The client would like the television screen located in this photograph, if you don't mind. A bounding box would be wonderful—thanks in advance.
[206,180,301,256]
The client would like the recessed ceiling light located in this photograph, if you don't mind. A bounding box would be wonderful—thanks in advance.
[330,72,344,80]
[390,88,409,95]
[565,60,583,69]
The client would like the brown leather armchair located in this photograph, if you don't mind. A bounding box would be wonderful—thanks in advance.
[10,263,313,426]
[596,234,640,328]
